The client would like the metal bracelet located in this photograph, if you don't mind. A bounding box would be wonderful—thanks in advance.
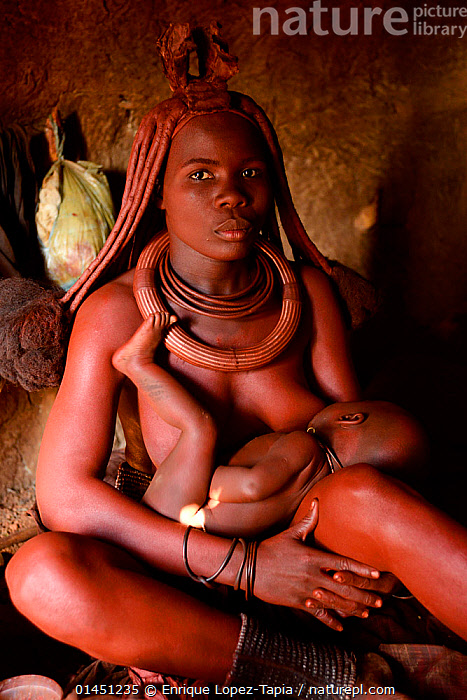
[234,538,248,591]
[245,540,258,601]
[183,525,240,587]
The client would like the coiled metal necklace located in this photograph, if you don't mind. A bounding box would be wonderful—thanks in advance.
[134,232,302,371]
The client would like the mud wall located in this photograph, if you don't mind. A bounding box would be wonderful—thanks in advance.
[0,385,56,533]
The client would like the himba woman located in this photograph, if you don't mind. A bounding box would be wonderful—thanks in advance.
[4,23,451,696]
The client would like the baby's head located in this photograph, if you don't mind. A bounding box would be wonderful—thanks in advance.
[309,400,429,477]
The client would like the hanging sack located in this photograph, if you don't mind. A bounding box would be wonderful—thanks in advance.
[36,112,115,290]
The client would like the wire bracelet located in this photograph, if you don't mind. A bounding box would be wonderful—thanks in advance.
[183,525,257,600]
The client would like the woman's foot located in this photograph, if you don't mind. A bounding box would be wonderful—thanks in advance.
[112,312,176,375]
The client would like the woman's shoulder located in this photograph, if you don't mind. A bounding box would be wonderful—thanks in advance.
[79,269,136,314]
[292,262,336,313]
[295,262,333,294]
[294,262,341,313]
[71,269,141,350]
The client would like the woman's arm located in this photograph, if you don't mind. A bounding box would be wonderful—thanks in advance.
[36,285,244,579]
[299,266,361,402]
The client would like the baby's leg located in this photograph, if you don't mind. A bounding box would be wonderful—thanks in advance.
[308,465,467,641]
[199,439,330,538]
[210,432,328,503]
[113,313,217,524]
[113,313,206,431]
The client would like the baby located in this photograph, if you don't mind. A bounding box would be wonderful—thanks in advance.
[112,312,428,538]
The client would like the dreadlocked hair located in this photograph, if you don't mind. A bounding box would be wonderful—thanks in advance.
[61,128,332,309]
[62,98,188,313]
[61,22,333,315]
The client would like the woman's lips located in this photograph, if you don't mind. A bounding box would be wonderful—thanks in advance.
[215,218,253,240]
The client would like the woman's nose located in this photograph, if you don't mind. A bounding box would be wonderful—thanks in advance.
[215,178,248,208]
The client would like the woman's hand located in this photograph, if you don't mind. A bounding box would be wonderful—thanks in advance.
[254,500,385,631]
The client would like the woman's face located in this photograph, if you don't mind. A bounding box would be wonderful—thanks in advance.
[160,112,273,262]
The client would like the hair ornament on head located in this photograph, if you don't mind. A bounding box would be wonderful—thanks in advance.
[158,23,259,138]
[158,21,238,108]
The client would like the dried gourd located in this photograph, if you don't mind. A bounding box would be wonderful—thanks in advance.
[36,113,115,289]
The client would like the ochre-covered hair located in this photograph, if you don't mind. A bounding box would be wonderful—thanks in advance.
[62,22,331,314]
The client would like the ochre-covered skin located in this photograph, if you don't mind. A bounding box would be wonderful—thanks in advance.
[5,24,464,685]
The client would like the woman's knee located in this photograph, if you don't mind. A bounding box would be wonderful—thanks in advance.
[311,465,409,559]
[314,464,398,518]
[6,531,114,628]
[338,463,392,495]
[7,533,79,611]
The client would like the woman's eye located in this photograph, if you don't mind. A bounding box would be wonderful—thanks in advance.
[242,168,261,179]
[189,170,212,180]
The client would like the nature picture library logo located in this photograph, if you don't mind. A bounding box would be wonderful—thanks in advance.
[252,3,467,39]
